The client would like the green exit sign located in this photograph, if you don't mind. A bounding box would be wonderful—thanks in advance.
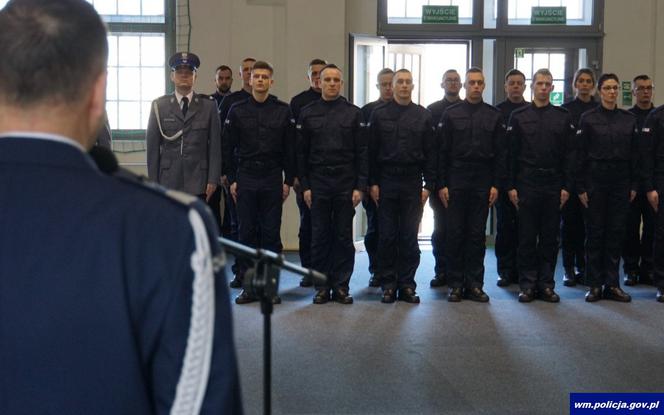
[550,92,563,106]
[422,5,458,24]
[531,7,566,24]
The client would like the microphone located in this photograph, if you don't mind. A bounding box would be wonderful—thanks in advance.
[88,145,119,174]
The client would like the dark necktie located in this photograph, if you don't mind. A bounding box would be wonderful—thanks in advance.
[181,96,189,116]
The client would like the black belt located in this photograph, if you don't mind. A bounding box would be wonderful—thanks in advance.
[311,164,353,173]
[239,159,280,172]
[381,164,421,176]
[521,165,560,176]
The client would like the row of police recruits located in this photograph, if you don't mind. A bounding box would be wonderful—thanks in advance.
[146,52,664,305]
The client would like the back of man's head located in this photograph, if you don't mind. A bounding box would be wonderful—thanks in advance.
[0,0,108,108]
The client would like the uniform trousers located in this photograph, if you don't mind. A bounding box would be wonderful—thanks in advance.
[516,183,560,290]
[495,190,519,279]
[652,178,664,289]
[235,167,283,278]
[622,192,655,276]
[561,193,586,275]
[377,173,423,291]
[583,170,630,288]
[445,188,490,289]
[296,190,312,268]
[309,169,356,290]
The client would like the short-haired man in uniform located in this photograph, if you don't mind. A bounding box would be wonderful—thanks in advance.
[623,74,656,286]
[146,52,221,201]
[297,64,367,304]
[224,61,295,305]
[290,58,327,287]
[642,94,664,302]
[369,69,436,304]
[560,68,598,286]
[0,1,242,413]
[361,67,394,287]
[212,64,234,109]
[507,69,575,303]
[219,57,256,288]
[495,69,529,288]
[438,67,506,303]
[426,69,462,289]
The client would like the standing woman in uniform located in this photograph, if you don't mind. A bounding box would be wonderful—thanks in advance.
[576,73,640,302]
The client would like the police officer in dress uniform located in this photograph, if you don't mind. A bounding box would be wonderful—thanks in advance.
[224,61,295,305]
[642,98,664,303]
[297,64,367,304]
[146,51,221,201]
[561,68,598,286]
[427,69,462,288]
[622,74,656,286]
[290,58,327,287]
[438,67,507,303]
[369,69,436,304]
[0,1,242,413]
[495,69,529,287]
[361,67,394,288]
[507,69,575,303]
[578,73,639,303]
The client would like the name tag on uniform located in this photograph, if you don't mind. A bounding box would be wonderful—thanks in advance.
[643,128,651,133]
[163,118,176,122]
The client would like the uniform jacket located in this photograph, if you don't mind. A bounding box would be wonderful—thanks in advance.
[507,103,576,191]
[576,105,640,194]
[0,136,242,415]
[146,92,221,195]
[224,95,296,185]
[640,104,664,192]
[296,97,368,191]
[437,100,507,190]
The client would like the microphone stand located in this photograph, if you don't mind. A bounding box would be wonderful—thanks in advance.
[218,237,326,415]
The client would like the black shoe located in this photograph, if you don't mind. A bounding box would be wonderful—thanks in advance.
[368,274,381,288]
[448,287,463,302]
[563,268,577,287]
[229,274,243,289]
[603,286,631,302]
[575,270,586,285]
[538,287,560,303]
[585,286,602,302]
[518,288,535,303]
[397,287,420,304]
[235,289,256,304]
[300,276,313,288]
[313,289,330,304]
[332,288,353,304]
[271,295,282,305]
[430,274,447,288]
[464,287,490,303]
[656,288,664,303]
[624,272,638,286]
[496,274,511,287]
[381,288,396,304]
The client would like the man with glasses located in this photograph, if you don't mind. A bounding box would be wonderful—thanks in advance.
[146,51,221,200]
[438,67,507,303]
[427,69,462,289]
[623,75,656,286]
[494,69,529,288]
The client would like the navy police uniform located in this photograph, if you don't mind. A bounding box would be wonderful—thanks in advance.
[507,103,575,293]
[146,53,221,197]
[622,104,656,284]
[290,87,322,277]
[494,99,529,285]
[297,97,368,297]
[0,135,242,414]
[426,97,461,285]
[369,100,436,295]
[641,105,664,298]
[560,97,598,282]
[577,106,639,290]
[438,100,507,296]
[224,95,296,288]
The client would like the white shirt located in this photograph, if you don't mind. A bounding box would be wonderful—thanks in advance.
[175,90,195,110]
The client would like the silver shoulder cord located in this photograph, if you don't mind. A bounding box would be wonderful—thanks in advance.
[154,101,184,142]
